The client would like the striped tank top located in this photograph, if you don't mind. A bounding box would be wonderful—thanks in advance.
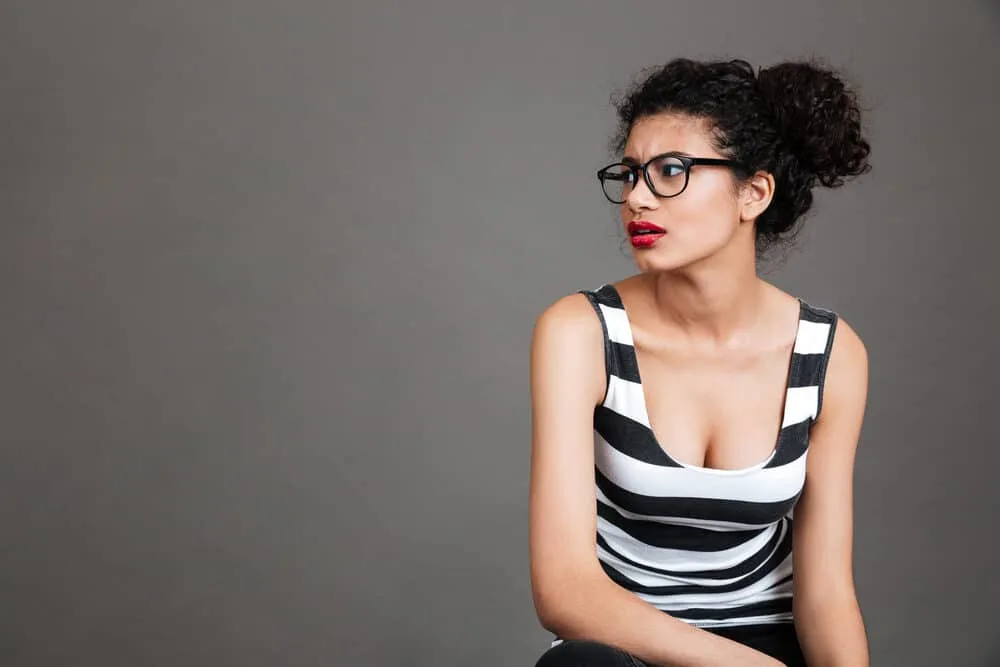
[581,283,838,628]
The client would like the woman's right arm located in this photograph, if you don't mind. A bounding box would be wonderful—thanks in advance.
[528,293,785,667]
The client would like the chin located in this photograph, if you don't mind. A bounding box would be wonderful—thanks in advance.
[631,245,692,273]
[630,237,728,274]
[633,254,687,274]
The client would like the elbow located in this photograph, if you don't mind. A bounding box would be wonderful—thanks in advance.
[533,597,564,636]
[532,582,574,636]
[793,582,865,638]
[531,567,602,637]
[794,579,859,621]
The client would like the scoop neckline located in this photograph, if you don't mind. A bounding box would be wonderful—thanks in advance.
[605,284,805,476]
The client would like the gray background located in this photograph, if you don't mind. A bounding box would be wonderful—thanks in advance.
[1,1,998,665]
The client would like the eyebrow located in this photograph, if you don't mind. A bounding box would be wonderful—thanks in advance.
[621,150,692,164]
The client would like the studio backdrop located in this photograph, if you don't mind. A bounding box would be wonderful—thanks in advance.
[1,1,999,665]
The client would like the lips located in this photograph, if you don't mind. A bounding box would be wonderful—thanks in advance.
[627,220,666,248]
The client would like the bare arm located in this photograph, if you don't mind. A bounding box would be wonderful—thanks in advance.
[529,294,784,667]
[792,318,870,665]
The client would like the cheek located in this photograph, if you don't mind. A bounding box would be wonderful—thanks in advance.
[687,174,739,210]
[675,187,738,226]
[669,186,741,245]
[700,173,743,211]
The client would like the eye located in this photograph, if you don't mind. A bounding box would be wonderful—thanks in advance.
[658,159,685,178]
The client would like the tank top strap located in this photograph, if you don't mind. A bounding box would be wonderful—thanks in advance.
[578,284,642,401]
[787,300,840,422]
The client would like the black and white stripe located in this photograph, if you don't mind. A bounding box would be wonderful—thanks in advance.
[580,283,838,629]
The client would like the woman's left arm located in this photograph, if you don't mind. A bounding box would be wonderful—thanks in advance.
[793,318,870,666]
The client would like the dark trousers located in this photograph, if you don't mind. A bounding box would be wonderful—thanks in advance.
[534,623,806,666]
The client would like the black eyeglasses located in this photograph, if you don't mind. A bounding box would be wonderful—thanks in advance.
[596,153,745,204]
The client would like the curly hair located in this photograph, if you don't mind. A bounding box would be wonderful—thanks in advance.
[611,58,872,254]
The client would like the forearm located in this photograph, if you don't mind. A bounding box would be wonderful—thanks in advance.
[794,594,869,666]
[538,572,783,667]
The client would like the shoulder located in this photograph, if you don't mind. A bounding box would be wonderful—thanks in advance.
[815,312,869,425]
[530,288,608,404]
[822,312,867,381]
[532,289,604,350]
[796,298,866,367]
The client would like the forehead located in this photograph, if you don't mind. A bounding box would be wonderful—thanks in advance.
[623,113,719,160]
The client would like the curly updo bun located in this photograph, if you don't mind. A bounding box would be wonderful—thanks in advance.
[611,58,872,253]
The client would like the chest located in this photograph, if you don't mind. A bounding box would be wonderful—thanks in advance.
[633,339,795,470]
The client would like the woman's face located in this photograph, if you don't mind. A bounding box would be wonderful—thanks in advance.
[620,113,748,272]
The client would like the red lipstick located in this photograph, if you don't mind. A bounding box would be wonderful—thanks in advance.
[627,220,666,249]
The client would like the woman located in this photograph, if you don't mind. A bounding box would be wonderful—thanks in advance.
[528,58,871,666]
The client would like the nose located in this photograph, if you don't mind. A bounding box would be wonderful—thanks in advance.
[625,172,658,212]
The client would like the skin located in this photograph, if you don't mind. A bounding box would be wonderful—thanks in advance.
[529,113,869,666]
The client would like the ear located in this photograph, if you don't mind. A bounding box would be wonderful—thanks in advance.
[739,171,775,223]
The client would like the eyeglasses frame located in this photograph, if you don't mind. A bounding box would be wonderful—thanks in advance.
[596,152,747,204]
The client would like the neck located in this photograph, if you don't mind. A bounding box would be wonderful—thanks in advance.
[641,246,767,347]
